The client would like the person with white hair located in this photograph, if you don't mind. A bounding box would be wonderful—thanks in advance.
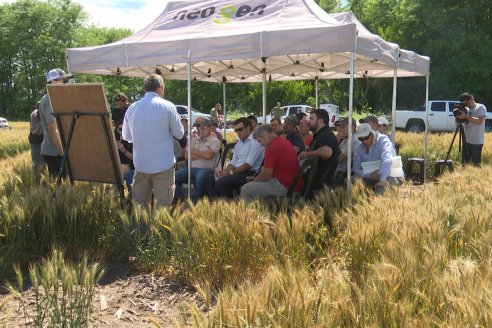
[353,123,403,194]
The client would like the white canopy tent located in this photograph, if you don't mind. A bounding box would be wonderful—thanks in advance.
[66,0,431,192]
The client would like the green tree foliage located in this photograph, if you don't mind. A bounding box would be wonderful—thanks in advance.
[0,0,86,118]
[349,0,492,109]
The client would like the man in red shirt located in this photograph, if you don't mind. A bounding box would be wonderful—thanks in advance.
[240,124,303,203]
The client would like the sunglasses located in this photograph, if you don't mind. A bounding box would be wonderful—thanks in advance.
[358,135,371,141]
[234,127,244,133]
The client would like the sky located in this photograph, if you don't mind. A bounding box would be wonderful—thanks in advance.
[0,0,168,32]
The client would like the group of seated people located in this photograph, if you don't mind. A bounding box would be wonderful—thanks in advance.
[168,107,401,204]
[115,99,402,203]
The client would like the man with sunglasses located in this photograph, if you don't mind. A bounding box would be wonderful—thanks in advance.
[353,123,402,195]
[213,117,264,199]
[39,68,73,178]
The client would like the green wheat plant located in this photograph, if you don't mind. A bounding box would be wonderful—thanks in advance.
[6,249,104,327]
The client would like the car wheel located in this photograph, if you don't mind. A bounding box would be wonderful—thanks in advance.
[406,121,425,133]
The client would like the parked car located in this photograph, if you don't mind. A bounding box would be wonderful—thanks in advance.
[175,105,211,126]
[0,117,9,129]
[395,100,492,132]
[257,104,339,127]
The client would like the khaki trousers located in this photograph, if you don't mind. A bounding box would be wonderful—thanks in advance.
[133,167,175,208]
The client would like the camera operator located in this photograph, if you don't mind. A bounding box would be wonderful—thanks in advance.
[455,92,487,166]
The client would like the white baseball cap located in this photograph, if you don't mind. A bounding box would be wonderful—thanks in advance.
[377,116,390,126]
[46,68,74,83]
[355,123,374,139]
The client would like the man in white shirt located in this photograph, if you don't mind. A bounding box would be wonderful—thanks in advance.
[213,117,264,199]
[122,74,184,208]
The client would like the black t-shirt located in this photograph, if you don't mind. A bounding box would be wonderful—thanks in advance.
[310,126,340,188]
[111,106,127,124]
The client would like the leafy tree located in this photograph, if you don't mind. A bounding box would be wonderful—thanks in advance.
[0,0,86,118]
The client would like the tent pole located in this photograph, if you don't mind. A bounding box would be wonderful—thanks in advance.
[391,48,399,145]
[223,82,227,139]
[424,74,430,185]
[187,62,192,199]
[347,50,355,193]
[262,72,267,125]
[315,77,319,108]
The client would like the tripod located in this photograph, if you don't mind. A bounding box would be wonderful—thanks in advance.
[444,123,469,164]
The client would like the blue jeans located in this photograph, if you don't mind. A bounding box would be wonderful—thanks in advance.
[175,167,214,203]
[124,169,135,196]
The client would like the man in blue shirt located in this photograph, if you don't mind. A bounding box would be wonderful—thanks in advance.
[353,123,403,195]
[123,74,184,208]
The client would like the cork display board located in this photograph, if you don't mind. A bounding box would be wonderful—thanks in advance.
[47,83,122,184]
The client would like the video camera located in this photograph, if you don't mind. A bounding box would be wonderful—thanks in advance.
[452,102,468,123]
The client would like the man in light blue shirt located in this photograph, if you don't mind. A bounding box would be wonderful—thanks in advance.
[353,123,402,194]
[213,117,264,199]
[123,74,184,207]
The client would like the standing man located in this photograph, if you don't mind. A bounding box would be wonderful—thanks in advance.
[39,68,73,178]
[271,101,284,120]
[122,74,184,208]
[241,125,303,203]
[29,101,46,184]
[112,92,130,125]
[210,103,222,122]
[213,117,264,198]
[455,92,487,166]
[298,109,340,190]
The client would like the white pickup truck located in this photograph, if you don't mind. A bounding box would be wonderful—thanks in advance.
[395,100,492,132]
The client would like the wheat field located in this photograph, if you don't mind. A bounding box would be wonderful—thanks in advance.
[1,123,491,327]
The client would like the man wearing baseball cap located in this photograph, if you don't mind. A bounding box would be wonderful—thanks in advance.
[38,68,74,178]
[353,123,402,195]
[376,116,394,143]
[359,115,378,130]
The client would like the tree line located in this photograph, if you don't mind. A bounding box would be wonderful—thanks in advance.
[0,0,490,120]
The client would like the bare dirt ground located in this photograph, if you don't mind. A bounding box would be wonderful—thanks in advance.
[1,260,204,328]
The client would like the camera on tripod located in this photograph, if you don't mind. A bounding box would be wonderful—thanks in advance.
[452,102,468,124]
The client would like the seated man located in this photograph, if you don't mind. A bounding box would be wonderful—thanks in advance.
[211,119,224,142]
[377,116,394,143]
[213,117,264,199]
[334,117,361,185]
[247,115,258,131]
[298,109,340,191]
[359,115,378,130]
[298,118,313,149]
[270,118,283,135]
[175,119,221,203]
[241,125,303,203]
[353,123,403,195]
[282,116,305,154]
